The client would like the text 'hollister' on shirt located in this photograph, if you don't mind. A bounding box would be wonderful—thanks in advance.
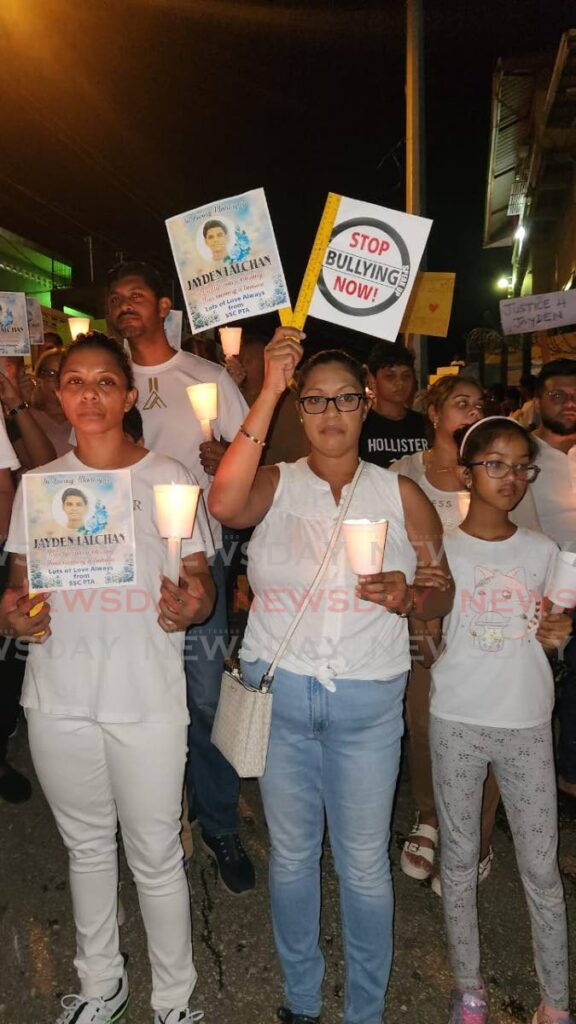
[359,408,429,469]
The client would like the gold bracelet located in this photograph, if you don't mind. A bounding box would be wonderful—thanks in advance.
[239,424,266,447]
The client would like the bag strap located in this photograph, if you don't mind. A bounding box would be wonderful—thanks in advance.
[258,460,365,691]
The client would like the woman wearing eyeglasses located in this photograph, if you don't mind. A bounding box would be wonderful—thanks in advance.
[209,328,454,1024]
[428,417,573,1024]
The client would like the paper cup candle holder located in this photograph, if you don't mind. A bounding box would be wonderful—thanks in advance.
[154,483,200,583]
[342,518,389,575]
[187,381,218,441]
[219,326,242,358]
[548,550,576,612]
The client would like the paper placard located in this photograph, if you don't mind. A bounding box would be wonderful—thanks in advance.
[164,309,183,349]
[41,305,72,344]
[26,298,44,348]
[167,187,290,334]
[0,292,31,355]
[500,290,576,336]
[24,470,136,591]
[307,197,432,341]
[400,272,455,337]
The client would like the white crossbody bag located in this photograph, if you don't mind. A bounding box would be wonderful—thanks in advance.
[211,462,365,777]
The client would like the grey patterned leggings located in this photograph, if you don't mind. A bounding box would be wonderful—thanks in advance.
[430,715,568,1010]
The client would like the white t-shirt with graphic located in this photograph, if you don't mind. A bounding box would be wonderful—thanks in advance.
[7,450,214,724]
[131,350,248,550]
[430,527,558,729]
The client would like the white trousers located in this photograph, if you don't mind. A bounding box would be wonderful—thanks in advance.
[27,710,196,1012]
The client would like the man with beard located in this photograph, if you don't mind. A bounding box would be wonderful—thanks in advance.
[106,261,255,895]
[531,359,576,799]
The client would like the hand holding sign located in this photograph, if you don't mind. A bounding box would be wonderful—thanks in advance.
[263,328,305,396]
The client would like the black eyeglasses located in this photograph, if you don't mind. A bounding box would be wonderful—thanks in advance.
[298,393,365,415]
[544,389,576,405]
[466,460,540,482]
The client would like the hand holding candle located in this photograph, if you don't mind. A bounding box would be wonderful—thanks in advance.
[154,483,200,583]
[187,382,218,441]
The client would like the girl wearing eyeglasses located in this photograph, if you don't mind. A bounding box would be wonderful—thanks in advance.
[428,416,573,1024]
[391,376,540,894]
[209,327,454,1024]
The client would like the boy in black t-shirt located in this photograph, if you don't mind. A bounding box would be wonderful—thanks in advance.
[359,340,429,468]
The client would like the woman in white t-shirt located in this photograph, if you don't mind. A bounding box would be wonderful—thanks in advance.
[6,333,215,1024]
[429,416,572,1024]
[209,328,454,1024]
[392,375,540,892]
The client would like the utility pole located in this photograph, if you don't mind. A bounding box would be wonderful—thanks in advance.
[405,0,427,383]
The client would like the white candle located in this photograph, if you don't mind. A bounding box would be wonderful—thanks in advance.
[547,550,576,612]
[456,490,471,523]
[154,483,200,583]
[219,326,242,358]
[187,382,218,441]
[68,316,90,341]
[342,519,388,575]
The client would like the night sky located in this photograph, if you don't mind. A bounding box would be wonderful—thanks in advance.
[1,0,575,365]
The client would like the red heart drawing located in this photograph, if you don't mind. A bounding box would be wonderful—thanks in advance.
[429,303,439,313]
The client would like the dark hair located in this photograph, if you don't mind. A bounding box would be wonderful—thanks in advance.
[456,417,538,465]
[107,261,168,301]
[203,219,228,238]
[43,331,63,348]
[425,374,481,417]
[61,487,88,506]
[296,349,367,394]
[35,347,63,375]
[367,339,414,375]
[535,358,576,395]
[58,331,135,390]
[123,405,144,443]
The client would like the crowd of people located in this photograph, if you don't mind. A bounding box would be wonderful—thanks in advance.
[1,263,575,1024]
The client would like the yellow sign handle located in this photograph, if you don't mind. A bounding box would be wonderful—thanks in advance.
[278,193,342,331]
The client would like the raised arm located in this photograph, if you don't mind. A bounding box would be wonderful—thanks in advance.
[398,475,455,620]
[208,327,305,529]
[0,371,56,468]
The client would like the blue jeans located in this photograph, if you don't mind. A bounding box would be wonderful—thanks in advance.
[185,550,239,836]
[241,658,406,1024]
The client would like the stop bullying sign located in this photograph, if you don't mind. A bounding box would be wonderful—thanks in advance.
[308,196,432,341]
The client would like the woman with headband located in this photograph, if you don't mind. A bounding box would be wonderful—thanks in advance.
[429,415,572,1024]
[391,376,540,893]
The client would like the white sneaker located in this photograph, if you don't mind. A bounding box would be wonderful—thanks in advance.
[431,848,494,897]
[154,1011,204,1023]
[56,972,129,1023]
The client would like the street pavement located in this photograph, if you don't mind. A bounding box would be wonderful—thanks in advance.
[1,724,576,1024]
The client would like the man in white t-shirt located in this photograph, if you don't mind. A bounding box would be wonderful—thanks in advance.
[531,359,576,799]
[106,261,254,895]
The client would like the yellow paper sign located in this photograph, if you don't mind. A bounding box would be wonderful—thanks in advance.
[400,272,455,337]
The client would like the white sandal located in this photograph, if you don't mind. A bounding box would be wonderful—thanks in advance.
[400,817,439,880]
[431,846,494,897]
